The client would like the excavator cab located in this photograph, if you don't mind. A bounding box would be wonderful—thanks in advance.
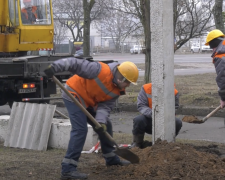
[0,0,54,56]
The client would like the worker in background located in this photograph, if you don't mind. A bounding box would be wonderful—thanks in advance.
[44,58,139,179]
[21,0,43,24]
[131,83,182,148]
[205,29,225,109]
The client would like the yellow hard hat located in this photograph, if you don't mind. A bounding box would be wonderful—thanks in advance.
[117,61,139,85]
[205,29,225,45]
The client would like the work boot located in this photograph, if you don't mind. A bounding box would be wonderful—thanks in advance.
[142,140,152,148]
[61,171,88,180]
[107,159,131,167]
[106,155,131,166]
[131,134,145,148]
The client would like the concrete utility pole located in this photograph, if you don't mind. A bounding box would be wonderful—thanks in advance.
[150,0,175,143]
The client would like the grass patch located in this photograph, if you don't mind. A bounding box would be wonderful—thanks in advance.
[119,73,219,107]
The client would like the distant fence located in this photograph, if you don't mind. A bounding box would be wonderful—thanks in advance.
[54,41,144,54]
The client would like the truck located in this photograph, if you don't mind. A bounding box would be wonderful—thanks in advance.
[130,45,144,54]
[0,55,72,107]
[190,44,212,53]
[0,0,73,107]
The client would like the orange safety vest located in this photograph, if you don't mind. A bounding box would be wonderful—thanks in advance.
[66,62,124,108]
[212,40,225,63]
[21,6,38,20]
[143,83,178,109]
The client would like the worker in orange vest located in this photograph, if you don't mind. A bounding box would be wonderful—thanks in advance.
[205,29,225,108]
[21,0,43,24]
[131,83,182,148]
[44,58,139,179]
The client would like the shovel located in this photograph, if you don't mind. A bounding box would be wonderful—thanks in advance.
[182,105,221,124]
[52,76,139,164]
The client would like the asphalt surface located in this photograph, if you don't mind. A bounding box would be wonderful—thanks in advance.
[94,53,213,63]
[1,105,225,144]
[94,53,215,76]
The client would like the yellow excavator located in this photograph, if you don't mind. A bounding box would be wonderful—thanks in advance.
[0,0,54,56]
[0,0,74,107]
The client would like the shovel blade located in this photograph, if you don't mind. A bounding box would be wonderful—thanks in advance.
[182,115,204,124]
[114,147,139,164]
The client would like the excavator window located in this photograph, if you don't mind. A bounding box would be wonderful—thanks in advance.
[20,0,52,25]
[8,0,19,26]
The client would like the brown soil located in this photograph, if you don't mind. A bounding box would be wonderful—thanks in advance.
[1,140,225,180]
[182,115,203,124]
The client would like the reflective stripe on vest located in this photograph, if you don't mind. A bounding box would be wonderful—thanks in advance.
[66,62,121,107]
[62,158,78,166]
[94,77,119,98]
[146,94,152,99]
[143,83,178,109]
[65,84,87,108]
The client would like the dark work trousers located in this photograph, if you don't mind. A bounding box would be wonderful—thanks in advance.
[132,114,182,136]
[61,99,120,174]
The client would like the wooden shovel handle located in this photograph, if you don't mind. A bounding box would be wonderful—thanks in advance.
[52,76,118,147]
[203,105,221,122]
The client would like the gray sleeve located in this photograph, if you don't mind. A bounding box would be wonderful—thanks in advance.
[214,57,225,100]
[175,93,179,110]
[95,98,118,124]
[137,87,152,118]
[51,58,101,79]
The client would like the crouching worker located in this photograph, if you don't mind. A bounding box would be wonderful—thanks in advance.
[131,83,182,148]
[44,58,139,179]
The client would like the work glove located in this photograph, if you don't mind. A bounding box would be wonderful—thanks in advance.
[94,123,107,135]
[44,65,55,78]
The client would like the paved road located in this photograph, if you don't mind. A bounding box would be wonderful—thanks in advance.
[137,68,216,76]
[94,53,212,63]
[110,112,225,144]
[94,53,215,76]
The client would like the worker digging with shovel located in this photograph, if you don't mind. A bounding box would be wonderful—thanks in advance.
[182,29,225,124]
[44,58,139,179]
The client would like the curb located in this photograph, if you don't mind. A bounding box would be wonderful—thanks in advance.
[119,104,225,118]
[51,101,225,118]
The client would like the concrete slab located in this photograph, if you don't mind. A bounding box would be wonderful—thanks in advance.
[177,116,225,143]
[110,112,225,144]
[4,102,56,151]
[48,119,98,150]
[0,116,98,151]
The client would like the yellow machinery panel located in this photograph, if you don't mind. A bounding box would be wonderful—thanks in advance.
[0,0,7,26]
[19,26,53,51]
[0,33,19,52]
[0,0,54,53]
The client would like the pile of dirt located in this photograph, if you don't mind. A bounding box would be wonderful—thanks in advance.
[182,115,203,123]
[90,140,225,180]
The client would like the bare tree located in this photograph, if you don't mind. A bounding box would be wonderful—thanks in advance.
[53,21,68,53]
[174,0,214,50]
[53,0,103,56]
[94,8,137,52]
[53,0,84,42]
[212,0,224,33]
[95,0,216,83]
[98,0,150,82]
[83,0,95,56]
